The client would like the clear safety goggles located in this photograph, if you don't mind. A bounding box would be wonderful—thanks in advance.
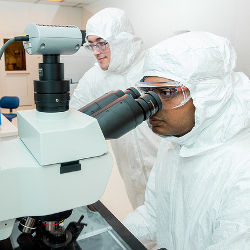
[84,40,109,52]
[136,81,191,110]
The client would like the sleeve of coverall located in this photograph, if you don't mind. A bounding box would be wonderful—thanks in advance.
[69,69,95,110]
[206,162,250,250]
[123,162,157,243]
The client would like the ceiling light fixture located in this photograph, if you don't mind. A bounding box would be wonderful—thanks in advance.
[48,0,64,2]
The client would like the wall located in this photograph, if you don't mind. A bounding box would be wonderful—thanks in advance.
[82,0,250,76]
[0,1,84,103]
[0,1,84,35]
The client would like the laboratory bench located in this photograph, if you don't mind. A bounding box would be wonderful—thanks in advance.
[0,201,146,250]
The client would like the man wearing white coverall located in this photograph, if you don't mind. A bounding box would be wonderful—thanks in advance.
[124,31,250,249]
[70,8,160,208]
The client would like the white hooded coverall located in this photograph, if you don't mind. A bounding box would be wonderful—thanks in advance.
[70,8,161,208]
[124,32,250,249]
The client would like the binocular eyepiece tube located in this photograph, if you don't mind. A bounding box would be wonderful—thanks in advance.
[79,87,162,139]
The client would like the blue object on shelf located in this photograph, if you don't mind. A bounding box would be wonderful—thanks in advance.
[0,96,19,122]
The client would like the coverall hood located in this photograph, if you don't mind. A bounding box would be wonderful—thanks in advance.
[86,8,144,74]
[143,31,250,156]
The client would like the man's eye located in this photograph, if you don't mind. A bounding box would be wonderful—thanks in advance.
[98,42,106,46]
[161,91,171,97]
[160,89,171,95]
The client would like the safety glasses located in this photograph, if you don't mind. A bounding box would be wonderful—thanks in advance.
[84,41,109,52]
[136,81,191,109]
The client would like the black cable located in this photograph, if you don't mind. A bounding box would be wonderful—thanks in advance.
[14,36,29,42]
[0,35,29,60]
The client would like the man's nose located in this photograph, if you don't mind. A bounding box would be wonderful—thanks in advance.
[93,47,101,56]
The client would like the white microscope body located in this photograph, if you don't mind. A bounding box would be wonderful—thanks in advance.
[0,24,113,240]
[0,108,113,240]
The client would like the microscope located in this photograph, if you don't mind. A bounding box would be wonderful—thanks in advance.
[0,24,161,249]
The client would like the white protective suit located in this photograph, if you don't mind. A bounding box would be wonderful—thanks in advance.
[70,8,161,208]
[124,32,250,249]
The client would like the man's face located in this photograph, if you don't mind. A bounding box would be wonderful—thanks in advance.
[87,35,111,70]
[146,76,195,137]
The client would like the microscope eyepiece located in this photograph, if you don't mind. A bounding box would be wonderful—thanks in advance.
[80,88,162,139]
[124,87,141,99]
[136,91,162,120]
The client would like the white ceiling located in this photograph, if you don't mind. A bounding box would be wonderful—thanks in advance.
[4,0,99,8]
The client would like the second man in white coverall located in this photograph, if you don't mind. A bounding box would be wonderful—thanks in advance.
[70,8,161,208]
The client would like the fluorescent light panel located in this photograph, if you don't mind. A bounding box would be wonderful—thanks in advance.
[48,0,64,2]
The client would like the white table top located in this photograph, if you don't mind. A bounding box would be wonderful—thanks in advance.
[0,114,18,138]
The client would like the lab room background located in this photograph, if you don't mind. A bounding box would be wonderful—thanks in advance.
[0,0,249,220]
